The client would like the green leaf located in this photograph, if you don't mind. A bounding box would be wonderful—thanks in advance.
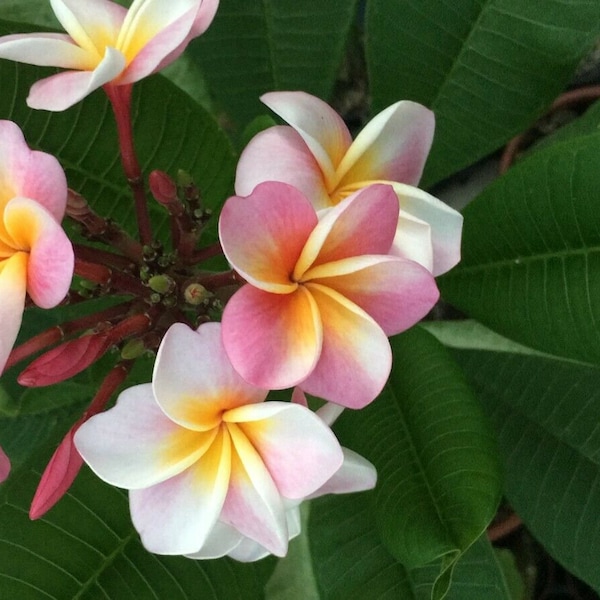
[0,21,236,242]
[189,0,360,136]
[366,0,600,186]
[305,492,520,600]
[0,455,274,599]
[333,327,502,598]
[439,134,600,366]
[453,348,600,593]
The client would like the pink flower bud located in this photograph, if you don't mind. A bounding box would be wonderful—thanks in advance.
[149,170,178,205]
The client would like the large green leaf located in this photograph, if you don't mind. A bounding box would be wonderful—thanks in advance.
[0,21,236,242]
[303,492,520,600]
[0,455,274,599]
[333,327,502,599]
[453,348,600,593]
[439,133,600,366]
[366,0,600,187]
[189,0,360,136]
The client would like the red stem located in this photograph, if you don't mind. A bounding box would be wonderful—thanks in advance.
[74,258,150,297]
[84,360,133,418]
[103,84,153,246]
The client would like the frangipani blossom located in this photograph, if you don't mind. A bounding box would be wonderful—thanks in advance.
[74,322,347,558]
[235,91,463,277]
[219,181,439,409]
[0,120,73,374]
[0,0,219,111]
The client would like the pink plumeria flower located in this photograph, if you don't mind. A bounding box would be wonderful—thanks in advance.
[235,91,462,277]
[0,120,73,374]
[74,322,346,558]
[0,0,219,111]
[219,181,439,409]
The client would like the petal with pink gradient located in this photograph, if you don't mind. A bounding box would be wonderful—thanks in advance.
[3,198,73,308]
[0,121,67,221]
[153,322,266,431]
[219,182,317,293]
[307,255,439,336]
[74,384,218,489]
[335,101,434,190]
[235,127,331,210]
[0,33,93,69]
[294,184,398,278]
[221,423,288,556]
[301,283,392,408]
[0,446,10,483]
[119,1,201,83]
[130,427,232,555]
[27,47,126,111]
[50,0,126,53]
[307,447,377,499]
[224,402,343,499]
[261,91,352,189]
[392,183,463,276]
[0,252,27,374]
[222,284,322,390]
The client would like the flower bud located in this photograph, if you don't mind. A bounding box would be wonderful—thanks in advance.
[149,170,178,205]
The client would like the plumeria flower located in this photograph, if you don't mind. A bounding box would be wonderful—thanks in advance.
[0,0,219,111]
[235,91,462,277]
[188,392,376,562]
[74,322,348,558]
[0,120,73,374]
[219,181,439,409]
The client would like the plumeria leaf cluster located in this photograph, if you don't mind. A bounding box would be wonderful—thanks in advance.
[0,1,599,599]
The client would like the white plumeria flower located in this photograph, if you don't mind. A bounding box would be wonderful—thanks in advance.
[74,322,357,559]
[0,0,219,111]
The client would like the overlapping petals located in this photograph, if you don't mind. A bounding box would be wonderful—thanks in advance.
[0,121,73,374]
[74,322,346,558]
[0,0,219,111]
[220,181,439,408]
[235,91,463,276]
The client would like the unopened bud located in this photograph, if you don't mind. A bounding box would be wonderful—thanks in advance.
[148,274,175,294]
[176,169,193,188]
[120,338,146,360]
[149,170,178,204]
[184,283,211,305]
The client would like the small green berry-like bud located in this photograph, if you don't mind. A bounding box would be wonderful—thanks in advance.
[148,274,175,294]
[121,338,146,360]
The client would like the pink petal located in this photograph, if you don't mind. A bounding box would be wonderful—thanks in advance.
[224,402,343,499]
[119,2,201,83]
[29,426,83,519]
[235,127,332,210]
[27,47,126,111]
[222,285,322,389]
[0,446,10,483]
[301,284,392,409]
[221,423,288,556]
[3,198,73,308]
[261,91,352,189]
[306,255,439,335]
[0,33,93,69]
[335,101,435,189]
[50,0,126,51]
[294,184,398,278]
[153,322,266,431]
[0,252,27,374]
[0,121,67,221]
[74,384,218,489]
[185,520,244,560]
[392,183,463,276]
[307,447,377,498]
[190,0,220,36]
[130,427,232,555]
[219,182,317,293]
